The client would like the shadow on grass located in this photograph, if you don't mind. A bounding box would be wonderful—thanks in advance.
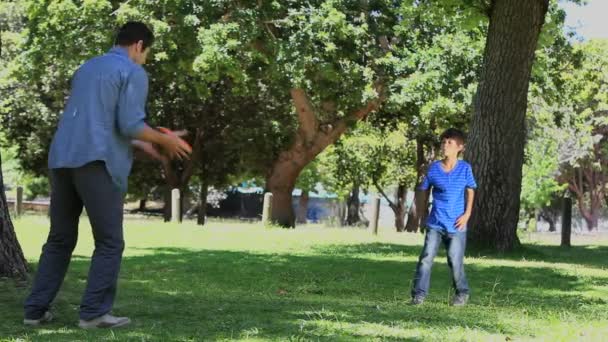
[316,240,608,269]
[0,244,606,341]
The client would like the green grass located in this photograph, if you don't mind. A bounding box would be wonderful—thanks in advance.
[1,216,608,341]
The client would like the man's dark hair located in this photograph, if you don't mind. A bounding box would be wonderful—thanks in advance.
[115,22,154,49]
[440,128,466,145]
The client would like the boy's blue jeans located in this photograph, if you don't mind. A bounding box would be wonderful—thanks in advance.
[411,228,469,298]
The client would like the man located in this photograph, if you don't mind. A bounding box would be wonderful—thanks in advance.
[23,22,191,329]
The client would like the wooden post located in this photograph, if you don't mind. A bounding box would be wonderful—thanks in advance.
[15,186,23,217]
[171,188,181,223]
[561,196,572,247]
[262,192,273,225]
[370,195,381,235]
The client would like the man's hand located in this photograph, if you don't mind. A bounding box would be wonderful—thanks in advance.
[160,133,191,160]
[455,213,471,231]
[132,140,168,164]
[133,125,192,161]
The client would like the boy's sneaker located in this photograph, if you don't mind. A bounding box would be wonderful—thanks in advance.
[78,314,131,329]
[24,311,53,326]
[410,296,425,305]
[451,294,469,306]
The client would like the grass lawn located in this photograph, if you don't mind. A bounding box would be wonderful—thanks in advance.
[1,215,607,341]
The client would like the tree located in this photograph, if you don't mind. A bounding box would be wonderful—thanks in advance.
[1,1,295,224]
[465,0,550,251]
[317,124,381,227]
[253,2,392,227]
[0,138,28,279]
[376,0,486,232]
[520,114,567,230]
[368,123,417,232]
[557,114,607,231]
[0,0,28,280]
[533,39,608,231]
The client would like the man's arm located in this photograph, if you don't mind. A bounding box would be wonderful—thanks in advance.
[134,125,191,160]
[455,188,475,230]
[116,68,190,160]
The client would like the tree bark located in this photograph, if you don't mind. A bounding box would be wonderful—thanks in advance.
[197,178,208,226]
[465,0,549,251]
[337,200,347,227]
[582,212,599,232]
[0,150,28,279]
[163,188,171,222]
[546,216,556,232]
[296,191,309,224]
[567,167,604,232]
[561,197,572,247]
[374,181,407,232]
[267,86,383,227]
[346,183,361,226]
[162,128,204,222]
[405,138,433,232]
[138,199,147,212]
[394,184,407,232]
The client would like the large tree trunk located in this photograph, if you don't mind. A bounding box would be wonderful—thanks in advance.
[296,191,309,224]
[465,0,549,251]
[0,150,28,279]
[561,197,572,247]
[267,87,383,227]
[346,184,361,226]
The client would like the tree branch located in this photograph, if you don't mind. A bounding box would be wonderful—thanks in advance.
[290,88,319,145]
[374,179,396,211]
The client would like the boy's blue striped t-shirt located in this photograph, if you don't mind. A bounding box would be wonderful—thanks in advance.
[419,160,477,233]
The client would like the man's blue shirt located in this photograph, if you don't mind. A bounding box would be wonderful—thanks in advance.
[48,47,147,193]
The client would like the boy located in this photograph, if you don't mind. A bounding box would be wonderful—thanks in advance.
[410,128,476,306]
[23,22,191,329]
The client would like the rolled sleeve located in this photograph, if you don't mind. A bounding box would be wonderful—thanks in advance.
[117,67,148,138]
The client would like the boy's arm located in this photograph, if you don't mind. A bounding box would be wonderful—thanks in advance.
[455,188,475,230]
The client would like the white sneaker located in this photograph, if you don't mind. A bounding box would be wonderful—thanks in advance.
[78,314,131,329]
[24,311,53,326]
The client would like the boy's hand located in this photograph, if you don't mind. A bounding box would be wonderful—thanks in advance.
[455,213,470,231]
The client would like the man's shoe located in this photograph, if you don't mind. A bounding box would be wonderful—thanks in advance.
[451,294,469,306]
[24,311,53,326]
[410,296,425,305]
[78,314,131,329]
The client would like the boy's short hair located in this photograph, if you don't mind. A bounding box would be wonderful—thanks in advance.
[115,22,154,49]
[440,128,466,145]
